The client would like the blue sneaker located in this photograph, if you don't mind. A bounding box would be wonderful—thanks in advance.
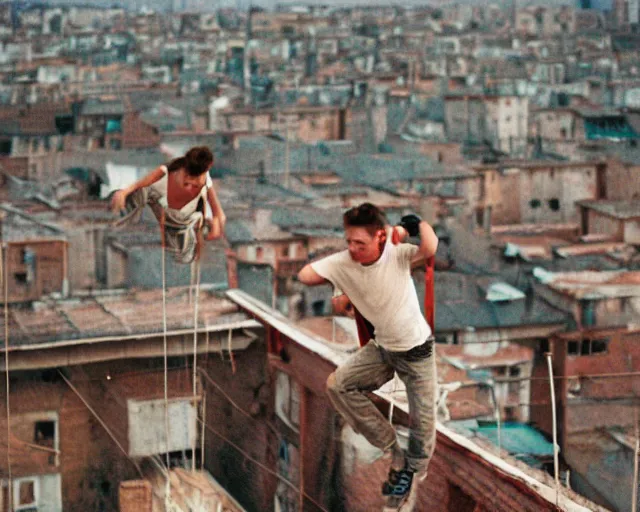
[382,465,414,509]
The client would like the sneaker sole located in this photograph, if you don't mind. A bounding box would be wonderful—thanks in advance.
[382,482,418,512]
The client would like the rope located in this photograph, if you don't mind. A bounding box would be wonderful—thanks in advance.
[1,244,12,506]
[191,257,201,472]
[160,210,171,483]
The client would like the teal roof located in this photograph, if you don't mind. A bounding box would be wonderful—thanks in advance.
[584,118,638,140]
[472,422,554,460]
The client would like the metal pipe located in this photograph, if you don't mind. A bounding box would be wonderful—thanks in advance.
[546,353,560,507]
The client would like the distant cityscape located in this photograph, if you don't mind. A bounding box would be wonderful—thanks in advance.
[0,1,639,512]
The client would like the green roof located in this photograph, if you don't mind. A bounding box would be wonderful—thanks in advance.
[472,422,555,460]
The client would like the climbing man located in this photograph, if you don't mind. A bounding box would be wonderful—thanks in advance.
[297,202,439,511]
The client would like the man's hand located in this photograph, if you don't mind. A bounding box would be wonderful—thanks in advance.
[399,214,421,237]
[110,190,128,214]
[205,217,222,241]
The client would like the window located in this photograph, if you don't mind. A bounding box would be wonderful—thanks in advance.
[529,198,541,209]
[311,300,326,316]
[14,272,29,285]
[591,338,608,354]
[275,371,300,431]
[568,338,609,356]
[509,366,521,377]
[34,421,55,449]
[14,478,37,511]
[548,198,560,211]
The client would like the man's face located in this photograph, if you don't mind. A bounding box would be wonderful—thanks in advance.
[177,168,208,195]
[345,226,385,265]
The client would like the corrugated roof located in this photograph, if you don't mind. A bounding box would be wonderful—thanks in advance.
[0,287,250,348]
[533,268,640,299]
[472,423,555,458]
[578,199,640,220]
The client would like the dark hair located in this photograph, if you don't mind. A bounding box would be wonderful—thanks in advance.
[343,202,387,236]
[166,146,214,177]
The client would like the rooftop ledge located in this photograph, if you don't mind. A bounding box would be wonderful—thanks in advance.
[226,288,604,512]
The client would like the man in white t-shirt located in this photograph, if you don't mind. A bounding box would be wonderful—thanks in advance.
[297,203,438,510]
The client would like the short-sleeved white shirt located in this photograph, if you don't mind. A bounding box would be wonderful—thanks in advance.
[311,242,431,351]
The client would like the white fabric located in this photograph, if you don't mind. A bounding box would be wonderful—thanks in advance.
[147,165,213,222]
[101,161,142,199]
[311,242,431,351]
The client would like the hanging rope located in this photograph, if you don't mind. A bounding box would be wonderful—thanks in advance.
[160,210,171,472]
[191,257,201,472]
[1,244,12,507]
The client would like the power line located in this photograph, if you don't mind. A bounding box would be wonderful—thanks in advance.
[197,417,330,512]
[57,369,143,478]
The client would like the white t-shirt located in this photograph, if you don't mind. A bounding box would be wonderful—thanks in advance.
[148,165,213,223]
[311,242,431,351]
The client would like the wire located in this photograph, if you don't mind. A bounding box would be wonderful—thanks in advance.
[197,417,329,512]
[57,369,143,478]
[1,244,12,506]
[198,367,279,438]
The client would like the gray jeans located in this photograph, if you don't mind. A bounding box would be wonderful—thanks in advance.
[327,339,437,473]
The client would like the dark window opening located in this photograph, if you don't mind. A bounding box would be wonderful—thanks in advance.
[568,340,579,355]
[530,199,541,209]
[447,482,477,512]
[548,198,560,211]
[34,420,55,448]
[538,338,549,354]
[580,340,591,356]
[55,115,74,135]
[14,272,29,285]
[311,300,326,317]
[0,139,12,155]
[591,338,608,354]
[509,366,521,377]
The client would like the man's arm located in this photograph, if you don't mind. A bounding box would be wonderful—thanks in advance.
[417,220,438,258]
[297,264,328,286]
[396,215,438,266]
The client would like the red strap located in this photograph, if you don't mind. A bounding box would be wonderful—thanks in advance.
[354,257,435,348]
